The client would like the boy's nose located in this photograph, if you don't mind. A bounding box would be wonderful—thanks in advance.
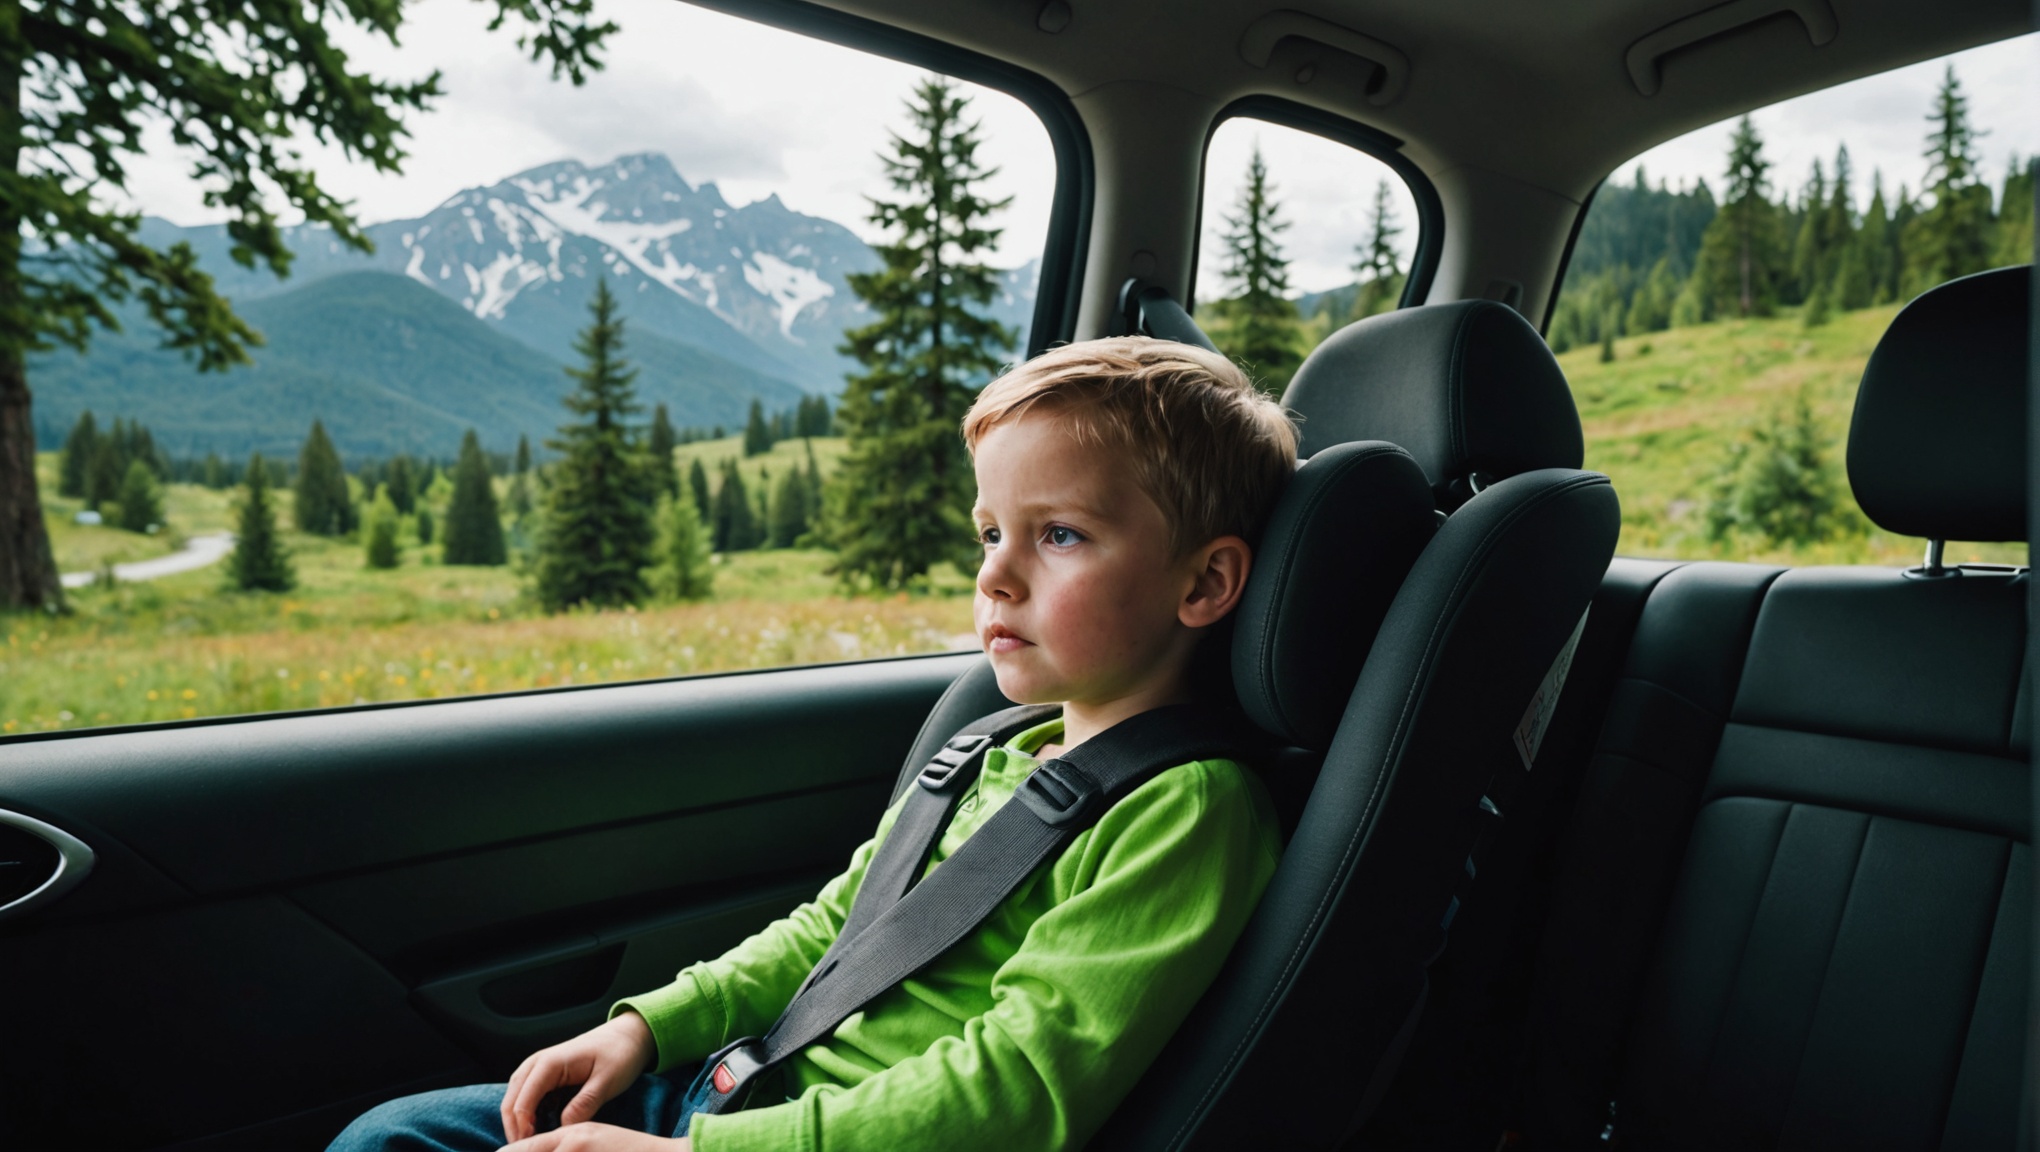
[977,548,1022,601]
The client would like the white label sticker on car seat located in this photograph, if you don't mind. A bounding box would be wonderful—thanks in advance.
[1513,607,1590,771]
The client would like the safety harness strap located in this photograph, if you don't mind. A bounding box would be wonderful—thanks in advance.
[694,703,1253,1114]
[827,704,1058,973]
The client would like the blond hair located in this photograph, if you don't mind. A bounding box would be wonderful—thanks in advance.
[963,337,1298,552]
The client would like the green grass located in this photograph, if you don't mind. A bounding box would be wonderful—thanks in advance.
[6,448,975,737]
[673,434,846,493]
[1562,304,2022,568]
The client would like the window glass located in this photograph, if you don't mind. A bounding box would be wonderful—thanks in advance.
[1556,35,2036,566]
[8,0,1057,736]
[1196,116,1422,394]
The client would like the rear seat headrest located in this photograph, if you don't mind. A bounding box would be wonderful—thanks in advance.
[1847,265,2032,543]
[1282,300,1584,509]
[1232,440,1437,750]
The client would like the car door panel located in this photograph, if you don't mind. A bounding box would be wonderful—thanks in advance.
[0,651,977,1150]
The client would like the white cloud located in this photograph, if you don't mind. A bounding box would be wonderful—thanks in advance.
[116,0,1055,266]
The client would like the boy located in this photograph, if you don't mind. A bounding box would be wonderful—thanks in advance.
[332,337,1297,1152]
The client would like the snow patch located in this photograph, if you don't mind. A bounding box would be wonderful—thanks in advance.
[743,253,833,339]
[404,242,429,286]
[463,253,549,320]
[515,175,709,302]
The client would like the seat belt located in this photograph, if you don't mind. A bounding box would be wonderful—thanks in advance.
[692,702,1256,1115]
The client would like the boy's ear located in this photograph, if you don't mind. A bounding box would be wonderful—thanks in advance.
[1180,535,1252,629]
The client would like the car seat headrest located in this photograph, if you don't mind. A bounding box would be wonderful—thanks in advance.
[1282,300,1584,510]
[1231,441,1437,750]
[1847,265,2031,543]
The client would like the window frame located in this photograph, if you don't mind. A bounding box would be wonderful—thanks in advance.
[1188,93,1444,315]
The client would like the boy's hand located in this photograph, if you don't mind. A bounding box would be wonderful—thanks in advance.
[500,1011,658,1143]
[499,1123,690,1151]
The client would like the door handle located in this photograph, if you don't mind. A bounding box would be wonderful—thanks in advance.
[0,809,95,922]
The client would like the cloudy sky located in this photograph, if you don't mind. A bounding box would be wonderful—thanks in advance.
[121,0,1060,266]
[1614,34,2039,210]
[119,3,2032,298]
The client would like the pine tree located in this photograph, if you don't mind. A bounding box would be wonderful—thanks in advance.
[1908,65,1993,292]
[416,506,435,546]
[1690,116,1788,318]
[385,456,416,515]
[768,466,810,548]
[688,457,713,522]
[58,412,97,498]
[646,493,714,601]
[202,452,225,490]
[1801,280,1831,328]
[1351,179,1404,321]
[227,453,293,592]
[1214,146,1300,392]
[1788,158,1829,304]
[1860,175,1901,303]
[648,403,679,496]
[1707,386,1853,546]
[796,395,833,438]
[743,398,771,457]
[533,280,655,611]
[86,437,123,511]
[1829,150,1874,311]
[115,460,163,533]
[294,420,357,537]
[828,77,1015,589]
[363,485,401,569]
[1626,255,1682,333]
[508,434,534,519]
[444,429,508,566]
[713,459,760,552]
[1996,156,2035,268]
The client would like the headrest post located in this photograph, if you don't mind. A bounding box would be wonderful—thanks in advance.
[1905,538,1961,581]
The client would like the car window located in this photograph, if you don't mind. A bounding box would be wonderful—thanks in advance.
[8,2,1061,737]
[1555,34,2036,567]
[1195,114,1424,395]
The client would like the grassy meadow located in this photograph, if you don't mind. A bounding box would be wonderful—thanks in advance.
[1562,303,2026,568]
[5,437,973,736]
[7,306,2027,739]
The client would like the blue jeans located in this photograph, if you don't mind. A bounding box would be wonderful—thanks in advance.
[328,1065,710,1151]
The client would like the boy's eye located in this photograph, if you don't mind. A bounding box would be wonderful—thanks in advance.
[979,526,1001,546]
[1045,526,1083,547]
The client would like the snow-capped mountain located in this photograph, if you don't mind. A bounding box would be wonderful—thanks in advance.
[161,152,1038,395]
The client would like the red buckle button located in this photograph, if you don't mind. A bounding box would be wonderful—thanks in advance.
[712,1062,736,1094]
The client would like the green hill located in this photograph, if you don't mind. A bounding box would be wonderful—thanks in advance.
[1563,303,2024,568]
[30,271,810,460]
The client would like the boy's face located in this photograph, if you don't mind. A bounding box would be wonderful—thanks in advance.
[971,411,1206,711]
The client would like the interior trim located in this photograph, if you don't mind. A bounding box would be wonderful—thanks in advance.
[680,0,1095,356]
[1540,177,1601,335]
[1187,93,1443,314]
[0,808,94,922]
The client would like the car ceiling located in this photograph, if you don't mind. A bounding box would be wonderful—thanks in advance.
[815,0,2030,208]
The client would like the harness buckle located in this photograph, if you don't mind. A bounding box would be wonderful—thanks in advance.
[918,733,993,793]
[1016,759,1101,827]
[700,1035,771,1110]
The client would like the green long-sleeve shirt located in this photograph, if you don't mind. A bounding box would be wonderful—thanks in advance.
[612,717,1281,1152]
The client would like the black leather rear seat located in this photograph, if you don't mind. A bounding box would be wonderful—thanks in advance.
[1518,265,2033,1150]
